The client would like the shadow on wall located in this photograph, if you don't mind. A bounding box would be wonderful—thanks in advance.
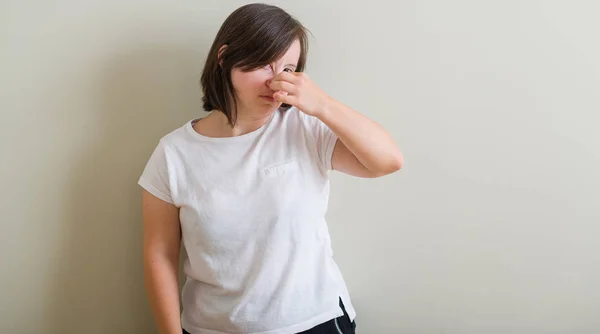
[43,40,206,333]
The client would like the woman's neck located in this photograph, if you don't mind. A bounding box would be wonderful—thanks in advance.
[195,109,275,138]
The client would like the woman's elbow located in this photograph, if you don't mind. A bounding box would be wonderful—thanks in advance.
[390,150,404,172]
[372,152,404,177]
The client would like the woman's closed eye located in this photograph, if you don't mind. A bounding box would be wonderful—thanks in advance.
[262,63,295,74]
[264,63,295,73]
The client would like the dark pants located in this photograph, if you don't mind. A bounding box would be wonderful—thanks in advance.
[183,298,356,334]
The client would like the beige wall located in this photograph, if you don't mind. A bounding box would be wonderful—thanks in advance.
[2,1,599,333]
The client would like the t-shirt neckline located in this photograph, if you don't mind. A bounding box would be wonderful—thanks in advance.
[184,111,279,143]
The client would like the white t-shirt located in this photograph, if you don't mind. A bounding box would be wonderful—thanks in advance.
[138,107,356,334]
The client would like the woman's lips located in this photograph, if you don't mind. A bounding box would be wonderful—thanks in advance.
[261,91,286,102]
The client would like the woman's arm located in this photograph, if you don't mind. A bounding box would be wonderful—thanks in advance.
[142,190,183,334]
[271,72,403,178]
[320,98,403,178]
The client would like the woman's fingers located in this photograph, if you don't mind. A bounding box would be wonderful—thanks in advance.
[269,80,296,94]
[274,71,299,83]
[273,91,297,105]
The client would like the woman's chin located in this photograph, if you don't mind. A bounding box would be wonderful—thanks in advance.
[258,101,282,112]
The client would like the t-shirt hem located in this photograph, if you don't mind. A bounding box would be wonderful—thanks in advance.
[181,308,344,334]
[340,294,356,321]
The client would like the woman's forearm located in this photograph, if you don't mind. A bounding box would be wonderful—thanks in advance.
[144,254,182,334]
[319,98,404,175]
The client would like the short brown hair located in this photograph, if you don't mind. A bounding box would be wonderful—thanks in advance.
[200,3,309,125]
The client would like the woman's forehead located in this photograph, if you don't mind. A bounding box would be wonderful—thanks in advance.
[275,39,301,64]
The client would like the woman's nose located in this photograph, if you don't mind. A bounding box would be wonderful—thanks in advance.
[266,74,278,89]
[266,66,284,87]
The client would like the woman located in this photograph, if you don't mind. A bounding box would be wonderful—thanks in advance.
[139,3,403,334]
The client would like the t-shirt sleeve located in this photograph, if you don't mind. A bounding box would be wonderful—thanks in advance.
[138,139,175,204]
[299,111,339,171]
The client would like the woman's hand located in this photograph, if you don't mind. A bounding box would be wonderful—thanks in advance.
[269,72,331,118]
[271,71,403,178]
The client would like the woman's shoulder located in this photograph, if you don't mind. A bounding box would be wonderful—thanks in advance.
[152,119,197,153]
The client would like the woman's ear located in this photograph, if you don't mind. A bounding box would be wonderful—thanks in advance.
[217,44,227,67]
